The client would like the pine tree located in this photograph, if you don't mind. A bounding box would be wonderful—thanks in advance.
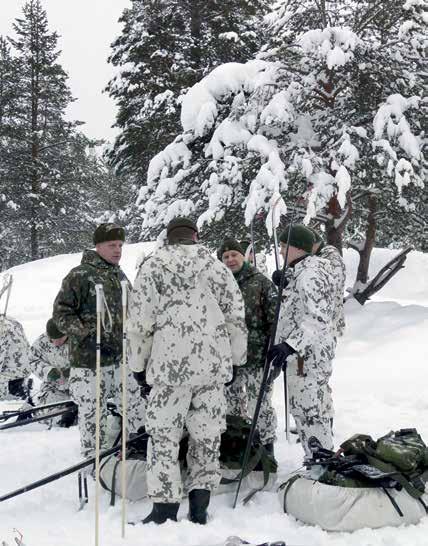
[105,0,269,240]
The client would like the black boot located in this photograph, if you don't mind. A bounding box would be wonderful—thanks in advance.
[263,442,274,456]
[188,489,210,524]
[142,502,179,524]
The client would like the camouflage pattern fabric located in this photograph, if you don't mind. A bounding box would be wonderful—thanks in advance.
[69,363,145,458]
[254,252,268,276]
[145,383,225,502]
[225,262,277,444]
[53,249,129,369]
[226,366,277,444]
[318,244,346,340]
[317,244,346,420]
[276,255,335,457]
[0,316,31,399]
[128,243,246,502]
[127,243,247,384]
[233,263,277,369]
[30,333,70,404]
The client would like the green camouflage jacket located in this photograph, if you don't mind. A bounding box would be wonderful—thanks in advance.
[53,250,129,369]
[234,262,277,368]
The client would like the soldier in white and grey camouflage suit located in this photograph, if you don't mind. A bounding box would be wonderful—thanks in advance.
[128,217,247,525]
[0,316,31,400]
[269,225,335,458]
[29,319,76,426]
[310,228,346,427]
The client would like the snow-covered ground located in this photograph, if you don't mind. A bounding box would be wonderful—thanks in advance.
[1,245,427,546]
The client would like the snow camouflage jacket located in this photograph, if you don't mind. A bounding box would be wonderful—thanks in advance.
[318,244,346,340]
[53,250,129,369]
[276,255,335,365]
[0,316,30,381]
[234,262,277,368]
[127,243,247,387]
[30,333,70,384]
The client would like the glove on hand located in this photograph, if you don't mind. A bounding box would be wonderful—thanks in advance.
[225,366,238,387]
[133,371,152,400]
[267,342,296,374]
[271,269,290,288]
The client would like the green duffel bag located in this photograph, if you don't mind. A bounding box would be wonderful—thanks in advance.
[375,429,428,473]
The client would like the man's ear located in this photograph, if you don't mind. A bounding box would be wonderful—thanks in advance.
[192,232,199,242]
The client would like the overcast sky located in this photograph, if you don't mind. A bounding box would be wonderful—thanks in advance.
[0,0,131,141]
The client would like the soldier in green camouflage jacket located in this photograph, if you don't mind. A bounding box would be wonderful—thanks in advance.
[220,238,278,451]
[53,224,145,457]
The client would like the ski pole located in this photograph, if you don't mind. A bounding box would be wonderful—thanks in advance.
[250,218,257,270]
[120,280,128,539]
[95,284,104,546]
[0,405,77,430]
[281,221,293,442]
[0,433,147,503]
[233,225,292,508]
[0,399,75,422]
[3,275,13,317]
[272,198,281,271]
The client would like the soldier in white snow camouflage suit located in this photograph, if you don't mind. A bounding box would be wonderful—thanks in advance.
[0,316,31,400]
[29,319,74,424]
[53,224,145,457]
[311,229,346,424]
[128,217,247,525]
[270,225,335,458]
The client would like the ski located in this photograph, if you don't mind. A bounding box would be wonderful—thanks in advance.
[0,399,76,423]
[0,432,146,503]
[0,406,77,430]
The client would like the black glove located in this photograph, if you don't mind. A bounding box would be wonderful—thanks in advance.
[225,366,238,387]
[267,342,296,374]
[271,269,290,288]
[133,371,152,400]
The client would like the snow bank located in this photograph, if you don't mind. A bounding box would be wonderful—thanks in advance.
[0,246,427,546]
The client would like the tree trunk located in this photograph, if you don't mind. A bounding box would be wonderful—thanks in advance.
[356,193,377,284]
[30,22,40,260]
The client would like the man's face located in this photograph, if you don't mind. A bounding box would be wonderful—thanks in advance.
[96,240,123,265]
[51,335,68,347]
[222,250,245,273]
[280,243,303,266]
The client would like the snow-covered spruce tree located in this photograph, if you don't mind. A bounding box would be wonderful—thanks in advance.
[3,0,92,264]
[105,0,269,240]
[137,0,426,268]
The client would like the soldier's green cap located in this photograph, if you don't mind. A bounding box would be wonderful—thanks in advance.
[93,223,125,245]
[166,217,198,236]
[239,240,252,254]
[219,238,245,258]
[46,318,64,340]
[279,224,314,253]
[308,227,323,244]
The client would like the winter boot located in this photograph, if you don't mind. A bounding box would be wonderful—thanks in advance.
[188,489,210,524]
[142,502,179,524]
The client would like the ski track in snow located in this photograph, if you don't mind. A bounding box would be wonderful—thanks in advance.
[1,245,427,546]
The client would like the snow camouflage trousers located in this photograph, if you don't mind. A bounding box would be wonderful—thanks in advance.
[69,362,146,458]
[145,382,226,503]
[287,354,333,458]
[225,366,277,445]
[36,380,70,407]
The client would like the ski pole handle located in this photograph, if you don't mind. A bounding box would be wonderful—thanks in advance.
[121,280,128,307]
[95,284,103,313]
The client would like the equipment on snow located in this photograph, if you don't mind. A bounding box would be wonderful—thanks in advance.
[0,404,77,430]
[0,432,147,503]
[278,428,428,531]
[233,217,293,508]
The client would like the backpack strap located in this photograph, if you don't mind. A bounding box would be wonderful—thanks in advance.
[242,447,273,505]
[381,487,404,517]
[278,474,301,514]
[365,454,424,500]
[220,444,265,485]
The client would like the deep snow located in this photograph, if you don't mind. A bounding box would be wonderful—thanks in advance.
[1,244,427,546]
